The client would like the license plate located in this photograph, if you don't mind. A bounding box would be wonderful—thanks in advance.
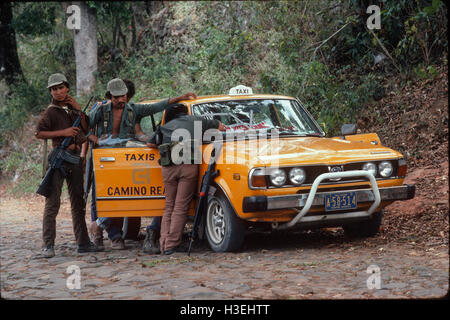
[324,192,357,211]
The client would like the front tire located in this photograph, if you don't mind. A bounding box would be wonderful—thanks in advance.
[205,194,245,252]
[343,210,383,238]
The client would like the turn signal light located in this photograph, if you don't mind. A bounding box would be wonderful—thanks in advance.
[250,168,267,188]
[251,175,267,188]
[398,159,407,177]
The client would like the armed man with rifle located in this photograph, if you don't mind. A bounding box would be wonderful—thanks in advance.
[35,73,103,258]
[146,104,225,255]
[87,78,197,250]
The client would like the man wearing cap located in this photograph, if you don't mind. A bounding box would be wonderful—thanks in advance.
[35,73,103,258]
[88,78,197,143]
[88,78,197,249]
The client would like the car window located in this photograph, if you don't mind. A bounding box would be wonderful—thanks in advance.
[95,112,164,149]
[192,99,323,137]
[95,134,144,148]
[140,111,163,135]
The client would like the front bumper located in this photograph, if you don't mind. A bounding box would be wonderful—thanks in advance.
[243,184,416,212]
[242,170,415,230]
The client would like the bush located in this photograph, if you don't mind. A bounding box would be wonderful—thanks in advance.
[0,80,49,146]
[298,61,379,135]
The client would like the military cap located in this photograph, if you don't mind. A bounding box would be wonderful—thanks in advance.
[47,73,68,88]
[107,78,128,96]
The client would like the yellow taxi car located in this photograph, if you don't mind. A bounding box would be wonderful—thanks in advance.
[92,85,415,252]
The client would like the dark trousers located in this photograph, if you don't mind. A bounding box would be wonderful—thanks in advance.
[42,161,90,247]
[159,164,198,252]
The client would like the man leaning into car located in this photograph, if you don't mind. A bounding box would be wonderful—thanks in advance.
[87,77,196,249]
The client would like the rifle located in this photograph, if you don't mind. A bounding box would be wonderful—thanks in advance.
[83,140,94,203]
[36,96,93,198]
[83,100,102,202]
[187,142,222,256]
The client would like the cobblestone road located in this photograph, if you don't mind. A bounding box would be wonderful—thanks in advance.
[0,196,448,300]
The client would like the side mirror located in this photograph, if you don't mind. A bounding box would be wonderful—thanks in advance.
[341,124,357,136]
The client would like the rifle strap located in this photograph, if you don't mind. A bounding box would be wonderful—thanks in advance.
[128,109,134,134]
[42,139,48,177]
[101,104,134,135]
[102,105,110,135]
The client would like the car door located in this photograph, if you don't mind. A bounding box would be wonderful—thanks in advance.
[93,112,166,218]
[93,144,166,218]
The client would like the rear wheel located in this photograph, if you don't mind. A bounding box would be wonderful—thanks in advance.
[205,194,245,252]
[343,210,383,238]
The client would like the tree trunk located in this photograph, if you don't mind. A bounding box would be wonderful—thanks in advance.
[130,3,137,50]
[72,1,98,97]
[0,2,25,86]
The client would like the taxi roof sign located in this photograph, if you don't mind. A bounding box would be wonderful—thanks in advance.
[229,85,253,95]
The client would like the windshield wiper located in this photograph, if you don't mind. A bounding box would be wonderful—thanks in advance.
[275,131,323,137]
[301,132,323,137]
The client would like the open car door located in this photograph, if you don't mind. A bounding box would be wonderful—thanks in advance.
[93,137,166,218]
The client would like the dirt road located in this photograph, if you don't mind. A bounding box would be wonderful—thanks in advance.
[0,191,448,301]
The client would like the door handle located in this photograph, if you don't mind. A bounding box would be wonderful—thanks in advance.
[100,157,116,162]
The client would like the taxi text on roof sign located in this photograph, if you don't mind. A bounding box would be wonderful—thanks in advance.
[229,85,253,95]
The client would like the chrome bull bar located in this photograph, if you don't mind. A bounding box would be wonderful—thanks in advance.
[276,170,381,230]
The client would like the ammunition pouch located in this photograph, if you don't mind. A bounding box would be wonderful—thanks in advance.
[157,142,177,167]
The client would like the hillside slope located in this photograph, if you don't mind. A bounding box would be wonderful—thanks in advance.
[358,66,448,244]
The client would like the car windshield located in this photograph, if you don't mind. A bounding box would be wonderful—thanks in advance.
[192,99,323,138]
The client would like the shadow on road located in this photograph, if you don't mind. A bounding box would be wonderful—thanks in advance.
[186,227,377,254]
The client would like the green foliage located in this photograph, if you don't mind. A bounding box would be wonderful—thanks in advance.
[396,0,447,66]
[1,5,75,144]
[0,80,49,145]
[413,64,439,80]
[86,1,131,21]
[0,144,42,195]
[299,62,379,135]
[1,1,447,188]
[11,2,58,36]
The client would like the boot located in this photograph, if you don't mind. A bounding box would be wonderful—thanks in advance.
[111,237,126,250]
[42,244,55,258]
[90,221,104,250]
[143,229,160,254]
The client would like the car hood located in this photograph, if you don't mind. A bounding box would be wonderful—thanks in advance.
[220,136,402,167]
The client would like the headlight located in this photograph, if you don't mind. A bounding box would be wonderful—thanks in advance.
[378,161,393,177]
[289,168,306,185]
[362,162,377,176]
[269,168,287,186]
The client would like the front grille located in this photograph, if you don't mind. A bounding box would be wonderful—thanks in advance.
[266,160,399,188]
[296,185,370,194]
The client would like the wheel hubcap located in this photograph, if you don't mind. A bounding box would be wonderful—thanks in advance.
[207,199,225,244]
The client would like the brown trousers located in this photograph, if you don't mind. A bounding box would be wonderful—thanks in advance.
[43,161,90,247]
[159,164,199,252]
